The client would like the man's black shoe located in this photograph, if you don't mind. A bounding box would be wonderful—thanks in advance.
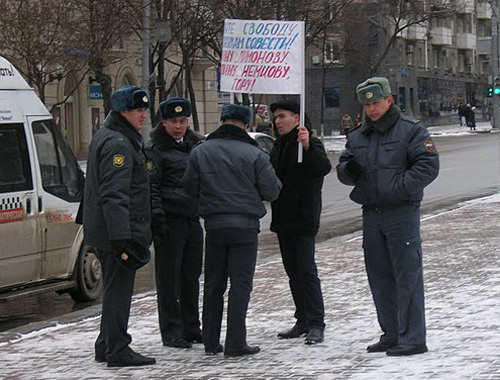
[205,344,223,355]
[277,323,309,339]
[184,332,203,344]
[386,344,428,356]
[107,351,156,367]
[95,354,106,363]
[304,328,324,344]
[224,345,260,358]
[163,337,193,348]
[367,341,398,353]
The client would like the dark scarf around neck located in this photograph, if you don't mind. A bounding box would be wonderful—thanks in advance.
[363,104,401,135]
[105,111,143,150]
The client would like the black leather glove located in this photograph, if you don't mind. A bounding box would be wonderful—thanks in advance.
[110,239,129,253]
[152,215,169,242]
[345,157,363,175]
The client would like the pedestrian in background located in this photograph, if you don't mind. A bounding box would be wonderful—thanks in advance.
[144,98,204,349]
[467,105,476,130]
[183,104,282,357]
[337,77,439,356]
[340,112,354,135]
[83,86,155,367]
[458,103,467,126]
[270,101,332,345]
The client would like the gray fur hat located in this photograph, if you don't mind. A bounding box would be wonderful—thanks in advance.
[356,77,391,104]
[220,104,252,125]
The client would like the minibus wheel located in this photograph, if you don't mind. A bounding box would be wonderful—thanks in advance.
[70,244,103,302]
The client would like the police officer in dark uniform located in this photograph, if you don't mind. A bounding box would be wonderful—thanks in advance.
[83,86,155,367]
[337,77,439,356]
[183,104,282,357]
[144,98,204,349]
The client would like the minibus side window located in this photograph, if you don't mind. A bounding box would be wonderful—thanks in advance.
[0,124,33,193]
[32,120,84,202]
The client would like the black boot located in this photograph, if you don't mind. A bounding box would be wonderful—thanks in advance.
[386,344,428,356]
[224,345,260,358]
[107,350,156,367]
[277,322,309,339]
[367,341,397,353]
[304,328,324,344]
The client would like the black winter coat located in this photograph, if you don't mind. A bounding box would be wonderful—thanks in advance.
[144,126,203,220]
[83,111,151,250]
[270,126,331,236]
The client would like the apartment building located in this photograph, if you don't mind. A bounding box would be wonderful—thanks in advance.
[304,0,493,133]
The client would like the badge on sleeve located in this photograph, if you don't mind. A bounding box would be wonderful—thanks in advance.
[424,140,436,153]
[147,161,152,171]
[113,154,124,167]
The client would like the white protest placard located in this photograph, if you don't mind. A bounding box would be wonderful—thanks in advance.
[220,19,304,95]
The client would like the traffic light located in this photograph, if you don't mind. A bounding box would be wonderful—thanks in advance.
[494,77,500,96]
[488,87,493,97]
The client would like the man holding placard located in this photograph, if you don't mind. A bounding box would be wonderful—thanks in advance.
[269,100,331,345]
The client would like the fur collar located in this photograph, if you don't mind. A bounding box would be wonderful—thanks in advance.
[104,111,143,150]
[149,123,203,150]
[207,124,258,147]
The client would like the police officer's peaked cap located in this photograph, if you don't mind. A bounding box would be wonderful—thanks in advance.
[160,97,192,119]
[356,77,391,104]
[220,104,252,125]
[115,240,151,270]
[270,100,300,115]
[112,86,150,112]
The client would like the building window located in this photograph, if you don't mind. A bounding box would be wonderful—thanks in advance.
[324,43,334,63]
[324,87,340,108]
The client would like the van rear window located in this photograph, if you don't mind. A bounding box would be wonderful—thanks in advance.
[0,124,33,193]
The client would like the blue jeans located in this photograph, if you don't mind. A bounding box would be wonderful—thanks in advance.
[277,232,325,330]
[363,205,426,346]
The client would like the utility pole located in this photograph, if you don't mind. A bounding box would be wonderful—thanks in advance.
[142,0,151,140]
[491,0,500,128]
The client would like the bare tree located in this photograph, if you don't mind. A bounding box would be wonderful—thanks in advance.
[0,0,86,105]
[67,0,142,115]
[343,0,458,76]
[164,0,218,131]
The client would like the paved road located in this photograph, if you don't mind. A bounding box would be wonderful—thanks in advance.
[0,195,499,379]
[1,123,498,333]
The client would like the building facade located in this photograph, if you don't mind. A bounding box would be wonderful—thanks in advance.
[304,0,492,134]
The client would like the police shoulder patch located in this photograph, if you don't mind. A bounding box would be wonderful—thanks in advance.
[147,161,153,171]
[113,154,125,167]
[424,140,436,153]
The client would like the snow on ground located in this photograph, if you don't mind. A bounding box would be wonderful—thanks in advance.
[0,194,499,379]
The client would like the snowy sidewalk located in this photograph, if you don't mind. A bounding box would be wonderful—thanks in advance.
[0,195,499,380]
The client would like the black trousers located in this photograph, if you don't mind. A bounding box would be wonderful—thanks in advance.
[153,217,203,342]
[94,249,136,362]
[202,228,258,351]
[277,232,325,330]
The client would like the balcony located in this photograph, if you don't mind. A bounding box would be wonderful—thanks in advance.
[477,37,492,55]
[456,33,476,50]
[430,27,452,46]
[477,3,492,19]
[406,24,427,40]
[456,0,474,13]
